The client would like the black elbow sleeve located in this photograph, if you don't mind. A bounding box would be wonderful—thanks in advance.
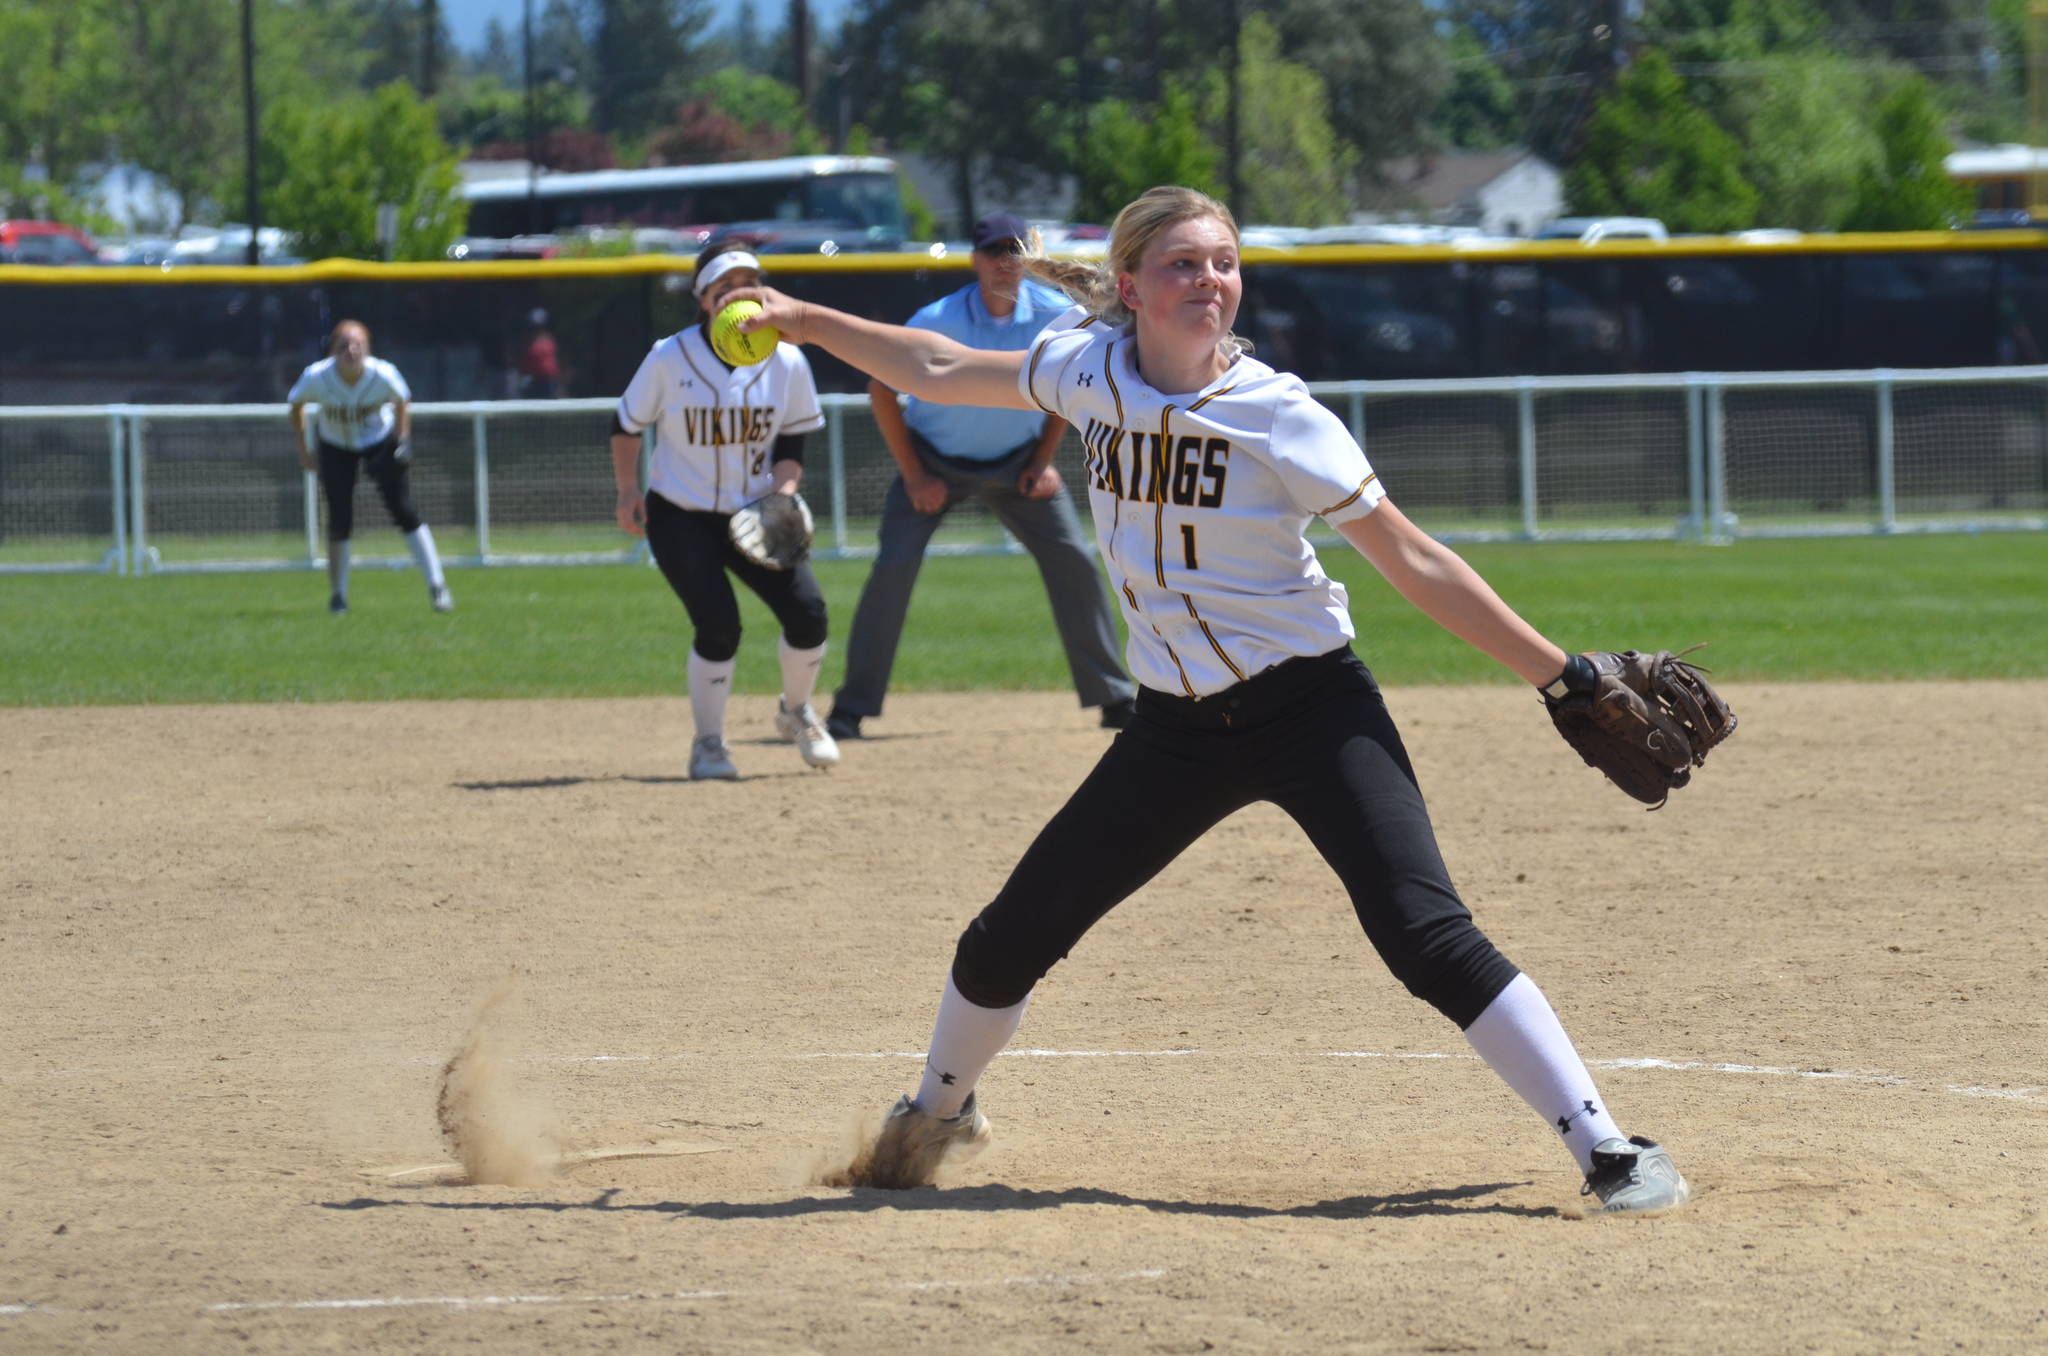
[774,433,806,467]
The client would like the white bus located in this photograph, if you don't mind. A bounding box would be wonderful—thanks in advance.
[459,155,907,249]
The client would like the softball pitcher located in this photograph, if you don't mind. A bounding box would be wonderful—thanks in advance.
[287,320,451,615]
[727,188,1689,1212]
[609,241,837,780]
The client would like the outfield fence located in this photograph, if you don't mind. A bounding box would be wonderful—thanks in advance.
[3,366,2045,577]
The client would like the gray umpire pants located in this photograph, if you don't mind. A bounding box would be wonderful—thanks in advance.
[833,432,1135,719]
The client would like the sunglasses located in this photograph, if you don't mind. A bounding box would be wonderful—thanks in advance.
[977,240,1025,257]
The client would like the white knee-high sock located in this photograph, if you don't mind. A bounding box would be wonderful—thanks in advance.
[328,539,352,599]
[1462,972,1626,1174]
[913,974,1030,1118]
[688,651,736,740]
[777,636,826,711]
[404,524,446,589]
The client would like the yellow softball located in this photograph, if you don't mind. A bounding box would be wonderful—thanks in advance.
[711,299,779,366]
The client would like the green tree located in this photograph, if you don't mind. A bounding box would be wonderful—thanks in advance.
[1840,76,1974,230]
[440,73,592,153]
[695,66,819,147]
[1072,83,1219,224]
[1265,0,1447,176]
[1648,0,1880,229]
[347,0,452,93]
[470,18,521,84]
[261,82,466,261]
[590,0,713,142]
[1732,52,1881,230]
[105,0,242,229]
[1199,14,1352,225]
[1442,0,1612,162]
[0,0,121,195]
[1435,27,1519,149]
[1567,49,1759,231]
[836,0,1053,230]
[535,0,597,97]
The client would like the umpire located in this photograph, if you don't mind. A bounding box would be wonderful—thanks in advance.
[825,213,1135,740]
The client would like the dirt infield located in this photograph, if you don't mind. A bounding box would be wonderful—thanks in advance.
[4,683,2044,1354]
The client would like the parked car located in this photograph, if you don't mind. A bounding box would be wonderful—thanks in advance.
[1533,216,1670,245]
[100,236,180,266]
[1964,208,2039,231]
[168,226,301,265]
[0,219,102,264]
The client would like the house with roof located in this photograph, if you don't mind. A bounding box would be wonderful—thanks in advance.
[1356,150,1564,238]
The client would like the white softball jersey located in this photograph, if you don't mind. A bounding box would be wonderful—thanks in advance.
[287,356,410,450]
[1021,308,1385,698]
[616,327,825,515]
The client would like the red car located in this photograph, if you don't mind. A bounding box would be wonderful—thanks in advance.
[0,220,102,264]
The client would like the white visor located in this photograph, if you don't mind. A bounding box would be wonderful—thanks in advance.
[693,251,763,298]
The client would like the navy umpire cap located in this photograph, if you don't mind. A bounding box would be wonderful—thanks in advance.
[971,213,1029,250]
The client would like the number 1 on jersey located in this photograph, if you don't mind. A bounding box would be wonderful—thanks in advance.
[1179,522,1198,570]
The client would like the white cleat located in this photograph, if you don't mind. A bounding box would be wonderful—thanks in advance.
[688,734,739,781]
[430,584,454,613]
[844,1094,992,1189]
[1582,1135,1691,1214]
[775,699,840,769]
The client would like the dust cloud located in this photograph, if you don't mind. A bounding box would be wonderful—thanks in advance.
[434,977,560,1187]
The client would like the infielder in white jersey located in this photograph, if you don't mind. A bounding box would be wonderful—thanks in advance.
[288,320,451,615]
[728,187,1693,1213]
[609,241,838,780]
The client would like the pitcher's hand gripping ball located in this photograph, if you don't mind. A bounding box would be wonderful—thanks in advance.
[728,491,814,570]
[711,299,779,366]
[1542,647,1737,808]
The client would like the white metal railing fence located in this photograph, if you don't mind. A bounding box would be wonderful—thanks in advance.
[3,367,2044,577]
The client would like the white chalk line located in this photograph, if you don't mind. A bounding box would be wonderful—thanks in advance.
[25,1049,2044,1108]
[0,1269,1170,1321]
[791,1048,2046,1107]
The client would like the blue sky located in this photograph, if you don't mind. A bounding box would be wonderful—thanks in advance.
[439,0,855,52]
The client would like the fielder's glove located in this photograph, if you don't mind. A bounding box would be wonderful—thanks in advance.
[727,490,814,570]
[1541,647,1737,809]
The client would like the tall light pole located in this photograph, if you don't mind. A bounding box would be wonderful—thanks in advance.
[422,0,440,96]
[524,0,539,235]
[242,0,261,264]
[792,0,811,112]
[1224,0,1241,221]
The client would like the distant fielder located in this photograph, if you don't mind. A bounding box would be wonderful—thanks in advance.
[609,241,837,780]
[287,320,452,615]
[730,187,1734,1212]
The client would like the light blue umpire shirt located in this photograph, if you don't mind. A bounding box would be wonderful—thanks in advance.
[899,278,1075,462]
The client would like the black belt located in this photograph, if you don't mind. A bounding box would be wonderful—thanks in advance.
[1136,646,1369,732]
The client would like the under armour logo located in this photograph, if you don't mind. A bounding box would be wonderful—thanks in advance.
[1556,1099,1599,1135]
[937,1071,956,1085]
[1076,373,1095,387]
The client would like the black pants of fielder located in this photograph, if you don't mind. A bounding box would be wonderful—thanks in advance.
[643,490,827,661]
[317,436,421,541]
[832,433,1134,718]
[949,647,1521,1029]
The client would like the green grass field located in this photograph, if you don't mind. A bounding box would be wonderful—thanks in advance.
[2,533,2043,707]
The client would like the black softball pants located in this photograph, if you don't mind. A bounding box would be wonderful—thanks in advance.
[643,490,828,661]
[317,436,421,540]
[950,647,1521,1029]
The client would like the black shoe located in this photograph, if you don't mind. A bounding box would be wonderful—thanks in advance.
[328,594,349,615]
[825,710,863,740]
[1099,698,1135,730]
